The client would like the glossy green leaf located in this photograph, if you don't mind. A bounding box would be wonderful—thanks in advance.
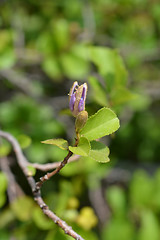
[80,107,120,141]
[41,138,68,150]
[69,137,90,156]
[89,141,110,163]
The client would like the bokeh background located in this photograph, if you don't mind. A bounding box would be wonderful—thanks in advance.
[0,0,160,239]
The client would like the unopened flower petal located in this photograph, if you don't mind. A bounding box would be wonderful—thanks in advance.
[78,98,84,112]
[69,81,88,117]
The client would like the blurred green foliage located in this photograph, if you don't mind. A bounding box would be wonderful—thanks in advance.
[0,0,160,239]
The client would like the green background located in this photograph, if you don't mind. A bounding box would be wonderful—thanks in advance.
[0,0,160,239]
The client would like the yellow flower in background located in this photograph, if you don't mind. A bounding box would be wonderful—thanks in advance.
[76,206,98,230]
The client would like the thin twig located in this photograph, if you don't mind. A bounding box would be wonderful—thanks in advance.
[35,138,79,190]
[0,130,84,240]
[30,154,80,172]
[35,150,73,190]
[0,156,24,202]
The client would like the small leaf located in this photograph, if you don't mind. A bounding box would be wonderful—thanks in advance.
[88,76,108,106]
[88,46,127,86]
[69,137,90,156]
[0,144,11,157]
[106,186,126,216]
[89,141,110,163]
[11,196,34,221]
[137,210,159,240]
[27,165,36,176]
[111,86,137,106]
[0,49,16,70]
[32,207,54,230]
[41,138,68,150]
[77,207,98,230]
[80,107,120,141]
[60,53,89,79]
[17,134,32,149]
[42,57,61,80]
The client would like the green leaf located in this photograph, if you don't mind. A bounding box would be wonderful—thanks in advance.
[27,143,48,163]
[27,165,36,176]
[0,208,16,229]
[137,210,159,240]
[102,219,134,240]
[0,49,16,70]
[89,141,110,163]
[106,186,126,216]
[88,46,127,87]
[0,229,10,240]
[52,19,70,50]
[69,137,90,156]
[0,143,11,157]
[11,196,35,221]
[41,138,68,150]
[88,76,108,106]
[80,107,120,141]
[32,207,54,230]
[17,134,32,149]
[111,87,137,106]
[42,57,61,80]
[130,171,153,208]
[60,53,89,79]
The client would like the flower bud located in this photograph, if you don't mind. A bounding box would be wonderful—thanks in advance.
[69,82,87,117]
[75,111,88,132]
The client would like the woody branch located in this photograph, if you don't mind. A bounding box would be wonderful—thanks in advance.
[0,130,84,240]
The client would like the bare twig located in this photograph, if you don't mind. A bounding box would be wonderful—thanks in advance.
[35,138,79,190]
[35,150,73,189]
[0,156,24,202]
[89,187,111,226]
[80,0,96,41]
[0,130,84,240]
[0,69,36,97]
[30,154,80,171]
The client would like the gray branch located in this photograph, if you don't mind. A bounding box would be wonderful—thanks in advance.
[0,130,84,240]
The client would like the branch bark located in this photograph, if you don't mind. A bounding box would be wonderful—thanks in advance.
[30,154,80,172]
[0,130,84,240]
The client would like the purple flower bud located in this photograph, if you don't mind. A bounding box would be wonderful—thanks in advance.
[69,81,78,112]
[69,82,87,117]
[78,98,84,112]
